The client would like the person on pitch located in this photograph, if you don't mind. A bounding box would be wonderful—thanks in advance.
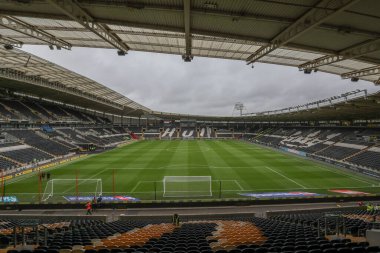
[85,201,92,215]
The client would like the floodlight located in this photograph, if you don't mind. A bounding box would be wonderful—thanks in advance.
[117,50,126,56]
[182,54,193,62]
[304,69,312,74]
[351,77,359,82]
[3,44,13,50]
[203,2,217,9]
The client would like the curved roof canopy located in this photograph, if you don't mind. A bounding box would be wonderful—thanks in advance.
[1,0,380,84]
[0,0,380,120]
[0,46,150,115]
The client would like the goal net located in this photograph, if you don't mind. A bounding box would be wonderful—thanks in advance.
[163,176,212,197]
[42,179,103,202]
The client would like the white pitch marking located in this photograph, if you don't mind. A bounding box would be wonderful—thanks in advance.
[264,166,307,189]
[130,181,142,193]
[11,185,380,195]
[61,167,108,195]
[234,180,244,191]
[5,155,92,185]
[314,166,375,186]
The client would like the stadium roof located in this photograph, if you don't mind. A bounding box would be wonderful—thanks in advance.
[0,46,150,115]
[151,90,380,122]
[0,0,380,120]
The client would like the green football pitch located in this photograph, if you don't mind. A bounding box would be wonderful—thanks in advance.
[3,140,380,203]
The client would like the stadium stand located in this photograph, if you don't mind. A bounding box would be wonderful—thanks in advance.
[6,130,71,156]
[180,128,197,138]
[270,208,380,237]
[0,156,18,171]
[20,101,54,121]
[316,145,362,160]
[247,127,380,174]
[215,129,234,139]
[0,97,378,177]
[0,100,40,121]
[347,150,380,171]
[0,103,17,120]
[0,93,133,176]
[0,217,104,249]
[1,209,380,252]
[57,128,91,144]
[41,104,70,118]
[1,148,53,164]
[1,1,380,252]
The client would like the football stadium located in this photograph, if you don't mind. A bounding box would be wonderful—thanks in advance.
[0,0,380,251]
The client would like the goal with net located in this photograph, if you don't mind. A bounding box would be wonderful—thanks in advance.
[42,179,103,202]
[162,176,212,197]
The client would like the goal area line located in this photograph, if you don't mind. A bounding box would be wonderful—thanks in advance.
[131,179,244,194]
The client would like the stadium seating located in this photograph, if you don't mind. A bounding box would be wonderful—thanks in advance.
[1,210,380,253]
[0,94,131,174]
[0,124,130,174]
[247,127,380,172]
[0,103,17,119]
[21,101,55,120]
[347,151,380,170]
[1,148,53,164]
[270,208,379,237]
[215,129,234,138]
[0,100,41,121]
[40,104,70,118]
[316,146,361,160]
[0,96,114,124]
[0,90,378,179]
[0,156,18,171]
[0,217,104,249]
[6,130,71,156]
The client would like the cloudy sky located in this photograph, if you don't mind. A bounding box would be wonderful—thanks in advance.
[24,45,380,116]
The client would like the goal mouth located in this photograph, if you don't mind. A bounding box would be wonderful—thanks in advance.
[42,179,103,202]
[162,176,212,198]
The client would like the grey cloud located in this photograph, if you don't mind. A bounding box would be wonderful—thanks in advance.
[23,46,380,116]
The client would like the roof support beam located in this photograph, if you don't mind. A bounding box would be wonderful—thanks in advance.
[0,68,124,111]
[341,66,380,79]
[107,94,125,100]
[0,35,23,48]
[182,0,193,62]
[0,62,53,68]
[4,5,380,40]
[0,16,71,49]
[299,38,380,70]
[25,70,65,76]
[66,81,97,86]
[97,90,115,96]
[0,52,29,58]
[246,0,361,65]
[48,77,78,82]
[46,0,129,54]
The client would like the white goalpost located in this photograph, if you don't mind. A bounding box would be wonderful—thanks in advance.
[42,179,103,202]
[162,176,212,197]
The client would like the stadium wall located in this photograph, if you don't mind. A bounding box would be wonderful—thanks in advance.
[1,194,379,210]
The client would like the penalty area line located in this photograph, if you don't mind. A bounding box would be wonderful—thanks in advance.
[130,181,142,193]
[264,166,307,189]
[315,166,375,186]
[234,180,244,191]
